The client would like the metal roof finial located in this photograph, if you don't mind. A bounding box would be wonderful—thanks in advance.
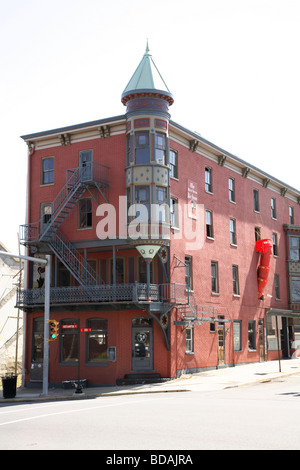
[145,39,150,55]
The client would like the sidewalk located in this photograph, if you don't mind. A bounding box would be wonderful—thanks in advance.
[1,358,300,403]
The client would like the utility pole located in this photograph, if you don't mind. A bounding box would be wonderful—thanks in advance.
[0,251,51,395]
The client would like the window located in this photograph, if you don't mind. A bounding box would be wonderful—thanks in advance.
[205,167,212,193]
[155,132,166,165]
[274,274,280,300]
[61,320,79,363]
[271,198,277,219]
[100,259,107,284]
[185,256,193,290]
[289,206,294,225]
[272,233,278,256]
[232,265,239,295]
[186,327,194,354]
[255,226,261,241]
[170,197,179,227]
[156,186,168,223]
[87,319,108,363]
[253,189,259,212]
[233,321,242,352]
[290,237,300,261]
[58,261,71,287]
[126,134,131,166]
[229,177,235,202]
[211,261,219,294]
[206,210,214,238]
[128,257,135,283]
[170,149,178,178]
[138,256,153,283]
[79,198,92,228]
[135,186,150,221]
[41,203,52,226]
[230,218,237,245]
[42,157,54,185]
[248,321,256,351]
[110,258,125,284]
[135,131,150,164]
[291,277,300,302]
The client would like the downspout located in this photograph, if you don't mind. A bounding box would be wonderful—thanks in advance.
[21,141,35,387]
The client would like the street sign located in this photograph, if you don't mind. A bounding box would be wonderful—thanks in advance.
[80,328,92,332]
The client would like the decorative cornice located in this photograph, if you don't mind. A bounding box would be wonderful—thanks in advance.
[242,167,251,178]
[189,139,198,152]
[218,155,227,166]
[59,133,71,146]
[98,125,110,139]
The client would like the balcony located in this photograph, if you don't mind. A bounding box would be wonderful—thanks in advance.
[16,283,190,309]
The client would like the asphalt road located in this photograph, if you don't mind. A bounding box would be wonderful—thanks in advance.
[1,374,299,451]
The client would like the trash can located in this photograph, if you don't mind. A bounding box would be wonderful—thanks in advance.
[2,375,17,399]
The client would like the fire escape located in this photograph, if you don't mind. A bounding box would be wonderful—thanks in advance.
[20,162,109,286]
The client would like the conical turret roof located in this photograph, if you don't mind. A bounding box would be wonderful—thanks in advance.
[121,42,173,105]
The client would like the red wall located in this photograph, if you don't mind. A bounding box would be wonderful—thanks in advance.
[29,134,126,243]
[169,137,298,369]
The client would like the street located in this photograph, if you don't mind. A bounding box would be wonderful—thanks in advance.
[1,374,299,451]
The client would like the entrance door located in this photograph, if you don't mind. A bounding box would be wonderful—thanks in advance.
[258,319,265,362]
[132,319,153,372]
[217,325,225,366]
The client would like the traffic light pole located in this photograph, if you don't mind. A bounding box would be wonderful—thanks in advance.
[43,255,51,395]
[0,251,51,396]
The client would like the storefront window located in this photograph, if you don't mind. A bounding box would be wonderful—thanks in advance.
[87,319,108,363]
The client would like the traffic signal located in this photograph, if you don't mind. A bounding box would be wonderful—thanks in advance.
[49,320,59,341]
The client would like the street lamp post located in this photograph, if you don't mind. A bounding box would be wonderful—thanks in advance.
[0,251,51,395]
[135,245,161,301]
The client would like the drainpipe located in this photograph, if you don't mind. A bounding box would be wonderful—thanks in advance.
[21,141,35,387]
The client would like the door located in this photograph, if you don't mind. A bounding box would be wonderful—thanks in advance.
[41,202,53,233]
[79,150,92,181]
[258,319,265,362]
[30,317,44,382]
[132,325,153,371]
[217,325,225,366]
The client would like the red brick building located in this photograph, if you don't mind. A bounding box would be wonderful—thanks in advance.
[18,45,300,387]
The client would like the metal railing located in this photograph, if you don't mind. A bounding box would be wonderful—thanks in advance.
[19,162,109,244]
[48,229,101,286]
[16,283,189,307]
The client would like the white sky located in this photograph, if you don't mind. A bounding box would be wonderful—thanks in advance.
[1,0,299,252]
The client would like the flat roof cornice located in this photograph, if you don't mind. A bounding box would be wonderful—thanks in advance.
[169,120,300,197]
[20,114,126,141]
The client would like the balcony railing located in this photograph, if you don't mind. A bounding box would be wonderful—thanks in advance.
[16,283,190,307]
[19,162,109,244]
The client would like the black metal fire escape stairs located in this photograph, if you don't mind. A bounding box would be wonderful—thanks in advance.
[20,162,109,286]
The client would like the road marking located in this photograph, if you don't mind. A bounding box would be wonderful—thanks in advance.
[0,395,173,427]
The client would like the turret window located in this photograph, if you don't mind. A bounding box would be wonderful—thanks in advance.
[135,131,149,164]
[135,186,150,221]
[155,132,166,165]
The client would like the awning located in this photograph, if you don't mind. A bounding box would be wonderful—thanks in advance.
[266,308,300,319]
